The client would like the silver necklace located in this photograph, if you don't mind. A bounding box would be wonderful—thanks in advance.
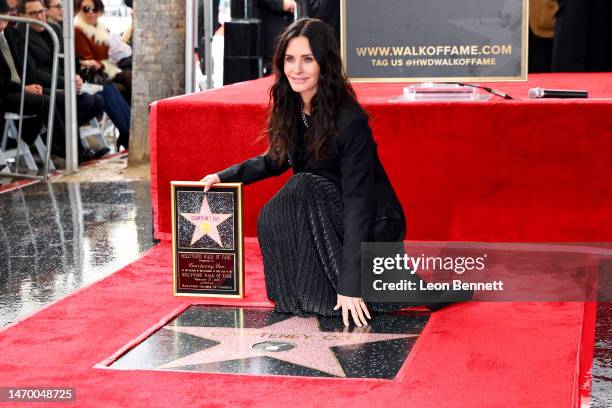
[300,103,309,128]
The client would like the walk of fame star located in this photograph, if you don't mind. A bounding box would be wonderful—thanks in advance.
[157,316,417,377]
[108,306,429,379]
[180,194,232,247]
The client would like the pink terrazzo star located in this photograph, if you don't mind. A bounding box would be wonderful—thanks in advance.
[158,316,417,377]
[180,195,232,246]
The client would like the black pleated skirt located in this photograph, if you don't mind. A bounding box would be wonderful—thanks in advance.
[257,172,401,316]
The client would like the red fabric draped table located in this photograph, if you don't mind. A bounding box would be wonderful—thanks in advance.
[150,73,612,242]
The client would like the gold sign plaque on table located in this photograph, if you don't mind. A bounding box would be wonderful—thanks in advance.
[171,181,244,298]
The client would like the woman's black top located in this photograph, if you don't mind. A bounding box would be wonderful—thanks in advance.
[218,104,406,297]
[293,110,311,170]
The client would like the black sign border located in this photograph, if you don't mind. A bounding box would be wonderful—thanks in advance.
[340,0,529,83]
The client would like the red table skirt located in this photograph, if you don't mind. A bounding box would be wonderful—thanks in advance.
[150,73,612,242]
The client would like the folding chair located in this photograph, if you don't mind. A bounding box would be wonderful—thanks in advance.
[79,117,111,152]
[1,112,55,171]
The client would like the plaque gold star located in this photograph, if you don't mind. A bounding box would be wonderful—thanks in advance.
[180,194,232,246]
[157,316,417,377]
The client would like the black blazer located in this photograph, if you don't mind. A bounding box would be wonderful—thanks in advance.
[11,23,65,89]
[255,0,293,61]
[218,104,406,297]
[0,27,36,96]
[298,0,340,41]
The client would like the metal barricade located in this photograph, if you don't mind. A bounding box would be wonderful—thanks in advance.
[0,14,59,181]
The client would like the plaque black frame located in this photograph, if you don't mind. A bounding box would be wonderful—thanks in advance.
[171,181,244,298]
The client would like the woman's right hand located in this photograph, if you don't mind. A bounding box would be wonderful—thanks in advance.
[24,84,43,95]
[200,174,221,192]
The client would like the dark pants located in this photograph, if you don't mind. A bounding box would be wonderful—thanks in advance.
[257,173,405,316]
[552,0,612,72]
[76,92,104,126]
[529,30,553,73]
[2,90,104,156]
[99,83,130,148]
[1,90,68,155]
[113,70,132,104]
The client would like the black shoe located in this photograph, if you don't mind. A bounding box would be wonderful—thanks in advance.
[117,132,129,150]
[425,288,474,312]
[93,147,110,159]
[78,149,95,164]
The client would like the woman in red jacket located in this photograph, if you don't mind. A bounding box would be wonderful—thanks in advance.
[74,0,132,103]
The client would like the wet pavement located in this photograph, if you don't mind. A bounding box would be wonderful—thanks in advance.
[0,180,156,327]
[593,301,612,406]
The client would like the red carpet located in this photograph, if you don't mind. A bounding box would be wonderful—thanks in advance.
[0,239,595,407]
[0,178,40,194]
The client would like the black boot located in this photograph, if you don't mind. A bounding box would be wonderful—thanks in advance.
[93,147,110,159]
[117,132,129,150]
[78,148,95,164]
[425,288,474,311]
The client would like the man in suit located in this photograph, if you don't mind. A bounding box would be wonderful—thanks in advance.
[1,0,67,150]
[43,0,62,28]
[528,0,558,73]
[552,0,612,72]
[0,0,99,161]
[15,0,106,131]
[257,0,295,75]
[297,0,339,42]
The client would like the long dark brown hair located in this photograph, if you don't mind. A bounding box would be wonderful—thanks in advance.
[266,18,365,162]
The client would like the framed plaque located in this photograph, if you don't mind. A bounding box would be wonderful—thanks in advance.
[341,0,528,82]
[171,181,244,298]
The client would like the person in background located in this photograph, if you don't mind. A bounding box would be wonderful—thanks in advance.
[1,0,102,162]
[257,0,295,75]
[297,0,339,42]
[15,0,107,141]
[0,0,17,135]
[120,0,132,47]
[74,0,132,103]
[72,0,130,149]
[43,0,62,27]
[5,0,15,14]
[211,0,228,88]
[552,0,612,72]
[528,0,558,73]
[197,0,230,89]
[18,0,132,158]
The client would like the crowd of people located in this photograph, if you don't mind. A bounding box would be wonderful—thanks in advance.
[529,0,612,73]
[2,0,611,167]
[0,0,132,166]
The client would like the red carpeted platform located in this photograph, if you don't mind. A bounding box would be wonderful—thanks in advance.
[0,240,597,407]
[150,73,612,242]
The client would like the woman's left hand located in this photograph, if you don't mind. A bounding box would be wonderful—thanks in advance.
[81,59,101,70]
[334,294,371,327]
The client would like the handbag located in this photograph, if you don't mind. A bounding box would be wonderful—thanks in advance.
[78,67,110,85]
